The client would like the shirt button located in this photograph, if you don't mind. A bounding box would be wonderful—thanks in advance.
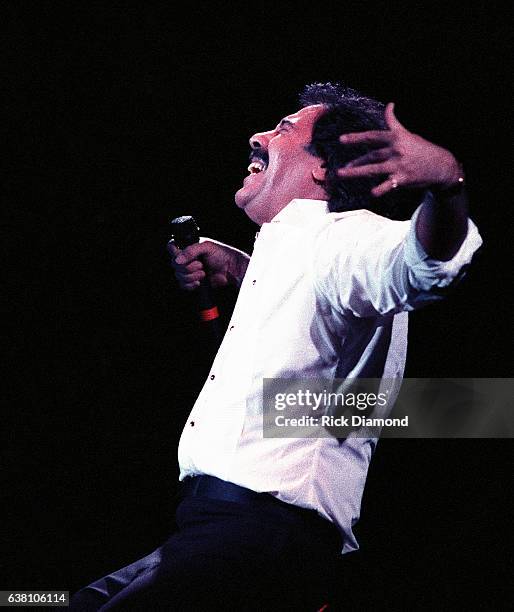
[252,279,256,285]
[210,374,215,380]
[229,325,235,330]
[190,421,195,427]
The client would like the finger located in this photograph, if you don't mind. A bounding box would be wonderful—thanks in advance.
[338,161,394,178]
[384,102,406,131]
[183,281,201,291]
[172,259,203,272]
[176,269,206,284]
[371,177,396,198]
[344,147,393,168]
[340,130,391,146]
[167,240,180,258]
[183,260,203,273]
[174,242,211,265]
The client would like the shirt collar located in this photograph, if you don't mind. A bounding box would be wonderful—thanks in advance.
[267,198,330,227]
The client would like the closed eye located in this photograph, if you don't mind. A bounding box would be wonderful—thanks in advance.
[275,119,294,133]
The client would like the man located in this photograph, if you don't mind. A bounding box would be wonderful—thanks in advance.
[70,83,482,610]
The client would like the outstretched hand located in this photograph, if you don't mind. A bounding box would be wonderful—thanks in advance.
[337,103,463,197]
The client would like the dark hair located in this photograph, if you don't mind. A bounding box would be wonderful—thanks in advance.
[300,82,425,220]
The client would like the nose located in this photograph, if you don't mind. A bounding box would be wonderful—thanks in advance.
[249,129,275,150]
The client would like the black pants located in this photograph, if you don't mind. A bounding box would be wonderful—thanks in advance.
[70,492,342,611]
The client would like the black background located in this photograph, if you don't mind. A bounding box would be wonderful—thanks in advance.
[4,2,512,609]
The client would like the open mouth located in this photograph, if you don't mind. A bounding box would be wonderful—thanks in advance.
[247,159,267,174]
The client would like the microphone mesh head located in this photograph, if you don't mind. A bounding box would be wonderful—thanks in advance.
[171,215,194,225]
[170,215,200,249]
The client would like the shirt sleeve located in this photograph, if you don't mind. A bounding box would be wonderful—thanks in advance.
[312,202,483,318]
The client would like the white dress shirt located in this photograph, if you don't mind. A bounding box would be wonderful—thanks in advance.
[178,198,482,553]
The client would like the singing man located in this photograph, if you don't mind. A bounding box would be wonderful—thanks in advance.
[71,83,482,610]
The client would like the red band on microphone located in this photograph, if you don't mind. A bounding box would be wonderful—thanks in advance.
[200,306,219,321]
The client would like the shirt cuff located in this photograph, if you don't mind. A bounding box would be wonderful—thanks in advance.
[404,200,483,291]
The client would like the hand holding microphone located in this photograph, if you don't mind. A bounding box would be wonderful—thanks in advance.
[168,239,241,291]
[167,215,250,344]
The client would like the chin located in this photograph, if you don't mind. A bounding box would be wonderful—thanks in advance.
[235,188,259,214]
[234,188,247,209]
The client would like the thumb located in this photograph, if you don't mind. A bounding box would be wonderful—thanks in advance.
[167,239,180,258]
[385,102,406,131]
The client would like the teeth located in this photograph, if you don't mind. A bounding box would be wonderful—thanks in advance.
[248,161,266,174]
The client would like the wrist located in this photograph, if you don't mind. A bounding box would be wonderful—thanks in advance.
[228,251,250,287]
[431,160,465,198]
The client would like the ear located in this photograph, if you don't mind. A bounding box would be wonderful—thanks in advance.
[311,162,327,185]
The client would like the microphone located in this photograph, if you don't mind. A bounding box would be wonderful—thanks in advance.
[170,215,223,345]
